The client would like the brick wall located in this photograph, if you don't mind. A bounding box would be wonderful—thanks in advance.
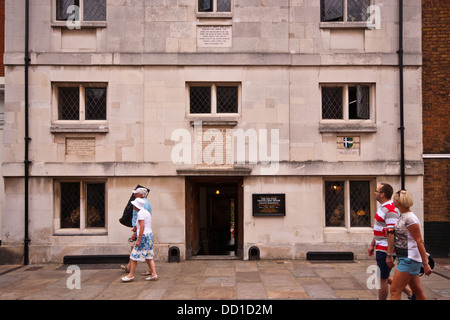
[422,0,450,256]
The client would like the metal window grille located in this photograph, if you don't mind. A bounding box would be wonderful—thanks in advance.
[325,181,345,227]
[56,0,79,21]
[86,183,105,228]
[198,0,213,12]
[217,86,238,113]
[347,0,370,22]
[60,182,81,228]
[350,181,371,227]
[83,0,106,21]
[322,87,343,119]
[190,86,211,114]
[58,87,80,120]
[217,0,231,12]
[85,87,107,120]
[321,0,343,22]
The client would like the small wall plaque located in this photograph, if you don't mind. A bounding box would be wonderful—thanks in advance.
[252,194,286,217]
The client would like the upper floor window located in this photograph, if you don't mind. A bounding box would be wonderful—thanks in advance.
[188,83,240,116]
[54,0,106,25]
[198,0,232,13]
[55,83,107,121]
[321,0,370,23]
[321,84,371,121]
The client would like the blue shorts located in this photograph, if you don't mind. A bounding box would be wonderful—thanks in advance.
[396,257,422,276]
[376,251,394,279]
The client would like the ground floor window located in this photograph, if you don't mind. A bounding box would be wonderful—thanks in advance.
[324,179,372,228]
[58,180,106,230]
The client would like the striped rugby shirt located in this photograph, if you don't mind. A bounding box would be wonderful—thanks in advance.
[374,200,399,252]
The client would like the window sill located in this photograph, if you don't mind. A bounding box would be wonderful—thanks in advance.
[54,229,107,236]
[189,119,238,127]
[51,123,109,133]
[320,22,369,29]
[51,21,107,29]
[196,12,232,19]
[319,122,377,133]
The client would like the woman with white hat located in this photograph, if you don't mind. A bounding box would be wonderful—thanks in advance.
[121,197,158,282]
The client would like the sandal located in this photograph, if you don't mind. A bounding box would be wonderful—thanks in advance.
[145,275,158,281]
[140,270,152,276]
[120,265,130,273]
[121,276,134,282]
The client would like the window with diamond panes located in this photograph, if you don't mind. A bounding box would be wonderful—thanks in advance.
[325,181,345,227]
[56,0,106,22]
[85,87,107,120]
[84,0,106,21]
[190,86,211,114]
[60,182,81,228]
[322,87,343,119]
[198,0,231,13]
[350,181,371,227]
[58,87,80,120]
[347,0,370,22]
[217,86,238,113]
[325,180,372,228]
[86,183,105,228]
[56,0,79,21]
[321,0,370,22]
[59,181,106,230]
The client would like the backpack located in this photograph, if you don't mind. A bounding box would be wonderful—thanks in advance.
[119,185,150,228]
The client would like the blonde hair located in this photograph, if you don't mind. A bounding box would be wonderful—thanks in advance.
[394,190,414,208]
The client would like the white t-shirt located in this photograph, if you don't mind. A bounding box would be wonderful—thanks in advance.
[136,209,152,235]
[394,211,421,262]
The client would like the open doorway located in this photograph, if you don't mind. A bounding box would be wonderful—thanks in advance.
[185,177,243,259]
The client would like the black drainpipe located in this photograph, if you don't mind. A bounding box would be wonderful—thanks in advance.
[24,0,31,265]
[398,0,405,190]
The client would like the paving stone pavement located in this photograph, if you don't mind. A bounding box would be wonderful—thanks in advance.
[0,259,449,301]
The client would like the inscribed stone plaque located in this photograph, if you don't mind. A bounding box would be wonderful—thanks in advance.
[66,138,96,156]
[197,25,232,48]
[337,136,360,155]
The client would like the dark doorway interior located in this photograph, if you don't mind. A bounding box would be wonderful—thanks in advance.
[198,185,237,255]
[185,177,243,259]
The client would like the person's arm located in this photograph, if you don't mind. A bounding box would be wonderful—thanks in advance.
[136,220,145,246]
[386,231,395,268]
[408,223,432,276]
[368,238,375,256]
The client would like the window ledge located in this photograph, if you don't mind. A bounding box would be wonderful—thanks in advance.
[51,21,107,29]
[196,12,232,19]
[53,229,107,236]
[51,123,109,133]
[319,122,377,133]
[320,22,369,29]
[189,119,238,127]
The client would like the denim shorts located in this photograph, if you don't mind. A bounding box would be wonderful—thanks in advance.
[396,257,422,276]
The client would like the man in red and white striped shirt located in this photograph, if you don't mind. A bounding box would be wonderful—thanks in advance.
[368,183,399,299]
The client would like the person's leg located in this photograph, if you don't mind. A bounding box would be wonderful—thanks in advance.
[376,251,391,300]
[408,276,427,300]
[145,259,157,280]
[390,270,411,300]
[122,259,137,281]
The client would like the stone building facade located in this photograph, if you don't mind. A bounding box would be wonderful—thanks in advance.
[1,0,423,263]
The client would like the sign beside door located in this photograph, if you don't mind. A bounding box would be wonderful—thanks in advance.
[252,194,286,217]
